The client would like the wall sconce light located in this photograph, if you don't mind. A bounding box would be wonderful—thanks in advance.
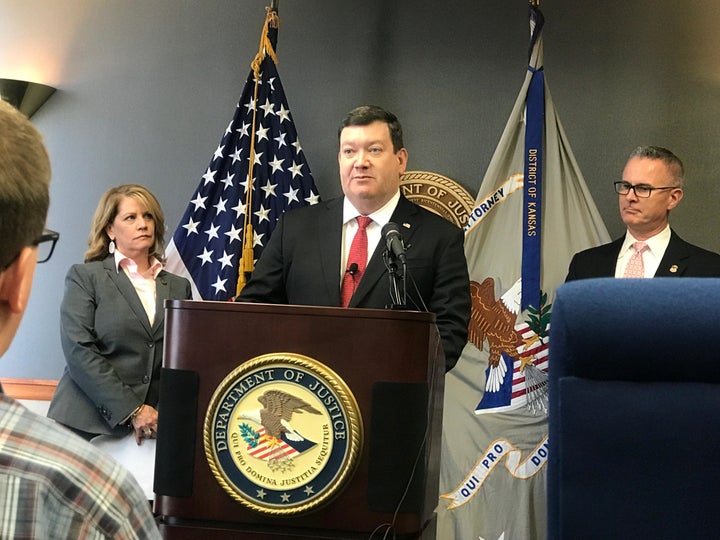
[0,78,56,118]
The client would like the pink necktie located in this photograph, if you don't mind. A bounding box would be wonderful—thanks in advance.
[341,216,371,307]
[623,241,648,278]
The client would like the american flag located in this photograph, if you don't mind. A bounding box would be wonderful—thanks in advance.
[165,9,320,300]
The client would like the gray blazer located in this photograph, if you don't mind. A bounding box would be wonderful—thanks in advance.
[47,256,192,436]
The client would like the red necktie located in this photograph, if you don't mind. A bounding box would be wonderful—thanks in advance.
[341,216,372,307]
[623,241,648,278]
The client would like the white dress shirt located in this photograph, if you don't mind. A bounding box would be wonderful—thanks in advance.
[340,190,401,277]
[615,225,671,278]
[114,250,163,325]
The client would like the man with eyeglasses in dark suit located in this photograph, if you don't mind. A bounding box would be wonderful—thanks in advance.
[566,145,720,281]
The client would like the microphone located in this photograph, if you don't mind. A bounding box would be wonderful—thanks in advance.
[381,222,407,264]
[346,262,359,276]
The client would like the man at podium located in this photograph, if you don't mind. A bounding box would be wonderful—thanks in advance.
[238,105,470,371]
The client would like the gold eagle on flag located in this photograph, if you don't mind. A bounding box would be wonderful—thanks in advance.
[468,278,522,368]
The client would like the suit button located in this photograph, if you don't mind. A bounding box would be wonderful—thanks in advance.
[143,375,150,384]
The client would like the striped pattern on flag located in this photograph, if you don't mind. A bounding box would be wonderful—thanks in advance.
[511,322,549,403]
[246,427,300,461]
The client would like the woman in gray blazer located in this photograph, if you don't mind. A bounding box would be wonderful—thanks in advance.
[48,185,192,445]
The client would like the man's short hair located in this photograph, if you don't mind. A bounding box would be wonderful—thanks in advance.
[628,145,684,187]
[0,100,51,269]
[338,105,404,152]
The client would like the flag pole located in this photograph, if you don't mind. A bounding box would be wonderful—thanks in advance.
[270,0,279,13]
[166,0,318,301]
[236,7,280,296]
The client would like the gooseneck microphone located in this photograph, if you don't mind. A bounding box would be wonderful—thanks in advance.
[381,222,407,264]
[381,222,408,309]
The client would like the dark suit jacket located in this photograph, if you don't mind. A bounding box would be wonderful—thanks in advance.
[48,257,192,436]
[238,195,471,370]
[566,230,720,281]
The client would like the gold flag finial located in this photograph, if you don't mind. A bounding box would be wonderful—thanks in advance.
[250,7,279,77]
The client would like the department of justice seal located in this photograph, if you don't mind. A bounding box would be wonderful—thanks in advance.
[400,170,475,228]
[204,353,363,516]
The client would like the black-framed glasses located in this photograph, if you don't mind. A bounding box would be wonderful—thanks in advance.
[614,181,679,198]
[35,229,59,263]
[0,229,59,271]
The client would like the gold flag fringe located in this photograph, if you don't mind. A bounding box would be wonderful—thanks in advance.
[236,7,280,297]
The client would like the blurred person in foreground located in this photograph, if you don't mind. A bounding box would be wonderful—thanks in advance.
[0,100,161,538]
[566,145,720,281]
[48,184,191,445]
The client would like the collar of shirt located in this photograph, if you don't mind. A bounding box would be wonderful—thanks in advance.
[114,249,163,325]
[113,249,164,279]
[341,190,401,275]
[616,225,671,278]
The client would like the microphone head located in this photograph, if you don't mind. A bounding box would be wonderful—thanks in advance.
[381,221,407,263]
[347,262,359,275]
[381,221,402,239]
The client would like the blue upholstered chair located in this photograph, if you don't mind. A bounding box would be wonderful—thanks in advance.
[548,278,720,539]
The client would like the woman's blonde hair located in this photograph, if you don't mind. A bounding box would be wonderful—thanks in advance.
[84,184,166,263]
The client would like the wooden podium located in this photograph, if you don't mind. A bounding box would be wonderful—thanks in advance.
[155,300,445,540]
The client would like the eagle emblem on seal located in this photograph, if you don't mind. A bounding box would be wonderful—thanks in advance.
[241,389,321,443]
[238,389,322,466]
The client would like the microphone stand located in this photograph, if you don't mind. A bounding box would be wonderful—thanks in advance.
[383,250,408,309]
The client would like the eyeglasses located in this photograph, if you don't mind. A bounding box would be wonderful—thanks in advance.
[614,181,679,198]
[0,228,60,271]
[35,229,60,264]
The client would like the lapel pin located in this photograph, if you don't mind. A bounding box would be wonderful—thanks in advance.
[403,222,411,229]
[669,265,678,273]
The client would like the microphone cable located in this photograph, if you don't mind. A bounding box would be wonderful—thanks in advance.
[367,335,443,540]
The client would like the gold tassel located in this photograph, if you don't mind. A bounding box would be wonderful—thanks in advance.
[235,225,255,297]
[235,7,280,298]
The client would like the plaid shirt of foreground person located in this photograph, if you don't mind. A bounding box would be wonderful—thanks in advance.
[0,394,161,539]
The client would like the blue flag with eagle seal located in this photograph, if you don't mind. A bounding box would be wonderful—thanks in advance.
[437,5,610,539]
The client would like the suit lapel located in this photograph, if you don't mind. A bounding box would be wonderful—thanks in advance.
[153,271,170,335]
[104,257,154,336]
[317,199,344,304]
[655,231,689,277]
[602,238,625,277]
